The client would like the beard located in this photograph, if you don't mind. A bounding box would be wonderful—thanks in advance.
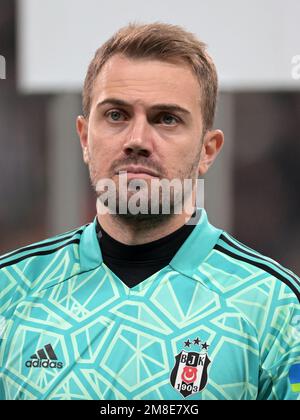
[88,150,201,227]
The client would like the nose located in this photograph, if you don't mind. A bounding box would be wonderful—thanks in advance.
[122,116,154,157]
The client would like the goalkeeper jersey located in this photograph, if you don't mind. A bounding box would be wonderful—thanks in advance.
[0,208,299,400]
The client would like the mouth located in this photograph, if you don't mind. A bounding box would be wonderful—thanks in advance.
[116,166,160,179]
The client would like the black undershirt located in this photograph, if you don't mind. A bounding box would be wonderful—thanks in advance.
[96,210,200,288]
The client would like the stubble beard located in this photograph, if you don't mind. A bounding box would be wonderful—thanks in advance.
[89,152,201,229]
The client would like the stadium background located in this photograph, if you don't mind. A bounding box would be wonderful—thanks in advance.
[0,0,300,274]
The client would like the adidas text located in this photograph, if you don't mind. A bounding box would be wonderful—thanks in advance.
[25,360,63,369]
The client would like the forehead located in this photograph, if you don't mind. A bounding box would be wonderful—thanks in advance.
[92,54,201,109]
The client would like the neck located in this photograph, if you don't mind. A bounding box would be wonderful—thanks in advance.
[97,205,197,245]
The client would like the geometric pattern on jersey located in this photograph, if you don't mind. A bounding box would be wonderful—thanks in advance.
[0,209,299,400]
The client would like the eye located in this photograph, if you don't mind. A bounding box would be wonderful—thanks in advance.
[106,110,127,122]
[158,113,180,126]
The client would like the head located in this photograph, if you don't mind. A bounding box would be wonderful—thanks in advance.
[77,22,224,222]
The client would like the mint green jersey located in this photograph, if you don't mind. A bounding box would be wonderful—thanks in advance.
[0,209,299,400]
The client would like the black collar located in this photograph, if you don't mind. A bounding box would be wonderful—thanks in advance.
[96,210,200,263]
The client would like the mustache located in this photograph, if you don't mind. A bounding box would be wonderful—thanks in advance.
[111,158,164,176]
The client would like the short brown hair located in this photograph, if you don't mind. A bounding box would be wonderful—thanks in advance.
[82,22,218,131]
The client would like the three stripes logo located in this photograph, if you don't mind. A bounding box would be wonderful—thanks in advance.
[25,344,63,369]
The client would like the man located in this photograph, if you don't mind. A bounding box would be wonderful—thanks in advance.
[0,23,299,400]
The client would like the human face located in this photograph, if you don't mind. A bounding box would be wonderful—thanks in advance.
[77,54,221,218]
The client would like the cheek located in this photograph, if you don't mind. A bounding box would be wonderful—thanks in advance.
[88,140,109,172]
[88,130,111,157]
[169,149,202,179]
[168,147,196,168]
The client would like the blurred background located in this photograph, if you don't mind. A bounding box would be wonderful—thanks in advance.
[0,0,300,273]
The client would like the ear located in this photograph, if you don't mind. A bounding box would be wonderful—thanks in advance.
[198,129,224,176]
[76,115,89,164]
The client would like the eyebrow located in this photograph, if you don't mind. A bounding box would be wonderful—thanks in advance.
[96,98,191,116]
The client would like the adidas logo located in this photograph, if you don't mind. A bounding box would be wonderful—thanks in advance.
[25,344,63,369]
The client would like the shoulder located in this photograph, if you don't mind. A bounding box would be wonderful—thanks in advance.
[0,224,88,270]
[212,231,300,304]
[0,223,90,311]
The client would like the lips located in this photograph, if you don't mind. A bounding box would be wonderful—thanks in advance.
[116,166,159,177]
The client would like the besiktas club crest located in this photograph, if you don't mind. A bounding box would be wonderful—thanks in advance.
[170,338,211,398]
